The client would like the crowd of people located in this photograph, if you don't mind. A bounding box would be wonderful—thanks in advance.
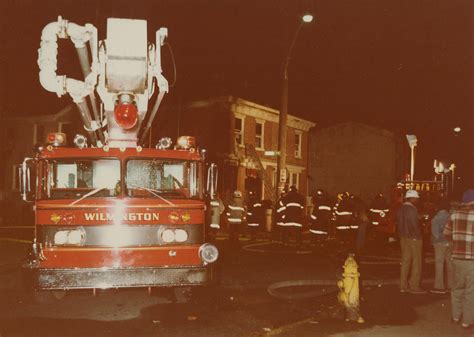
[207,186,396,251]
[397,188,474,330]
[206,185,474,329]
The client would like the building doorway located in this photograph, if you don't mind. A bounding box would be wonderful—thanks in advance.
[245,176,262,201]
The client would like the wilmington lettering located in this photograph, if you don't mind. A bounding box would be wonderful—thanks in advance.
[84,213,159,221]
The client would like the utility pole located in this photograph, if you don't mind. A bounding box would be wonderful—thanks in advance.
[275,14,313,201]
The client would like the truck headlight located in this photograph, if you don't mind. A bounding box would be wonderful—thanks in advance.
[161,229,176,243]
[54,231,68,245]
[68,229,85,245]
[199,243,219,264]
[54,228,85,245]
[175,229,188,242]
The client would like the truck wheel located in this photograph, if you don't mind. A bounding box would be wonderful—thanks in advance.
[148,287,190,303]
[190,286,217,305]
[173,286,192,304]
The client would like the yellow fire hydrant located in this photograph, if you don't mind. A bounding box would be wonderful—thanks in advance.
[337,254,364,323]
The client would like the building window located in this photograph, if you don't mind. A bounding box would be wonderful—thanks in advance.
[294,131,302,158]
[255,121,264,149]
[290,172,299,190]
[234,117,243,146]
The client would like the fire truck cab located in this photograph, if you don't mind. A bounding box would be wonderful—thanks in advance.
[21,139,218,290]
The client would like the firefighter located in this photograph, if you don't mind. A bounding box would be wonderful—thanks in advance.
[226,190,246,246]
[309,189,333,243]
[334,192,355,242]
[352,195,370,253]
[369,193,390,227]
[246,193,264,240]
[282,185,305,245]
[275,187,289,243]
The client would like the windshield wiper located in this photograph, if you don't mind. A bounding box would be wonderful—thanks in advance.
[130,184,176,206]
[69,186,107,206]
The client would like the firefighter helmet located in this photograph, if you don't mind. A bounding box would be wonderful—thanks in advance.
[233,190,242,198]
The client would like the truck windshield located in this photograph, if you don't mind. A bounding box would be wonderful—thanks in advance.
[126,159,202,199]
[41,159,121,199]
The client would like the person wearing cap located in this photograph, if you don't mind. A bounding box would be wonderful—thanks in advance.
[444,189,474,329]
[397,189,426,294]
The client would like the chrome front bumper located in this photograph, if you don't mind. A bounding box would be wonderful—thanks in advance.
[25,266,214,290]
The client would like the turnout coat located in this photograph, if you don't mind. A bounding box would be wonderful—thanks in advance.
[282,190,305,227]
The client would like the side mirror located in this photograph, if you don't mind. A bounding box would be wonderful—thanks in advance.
[19,158,36,202]
[206,163,221,231]
[206,163,218,198]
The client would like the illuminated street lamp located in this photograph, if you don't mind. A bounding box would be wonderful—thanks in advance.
[453,126,461,133]
[406,135,417,182]
[276,13,313,200]
[302,14,314,23]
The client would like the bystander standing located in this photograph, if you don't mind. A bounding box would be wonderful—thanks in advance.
[397,189,426,294]
[430,199,453,294]
[444,189,474,329]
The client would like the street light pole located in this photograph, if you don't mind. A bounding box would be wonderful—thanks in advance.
[276,14,313,202]
[406,134,417,184]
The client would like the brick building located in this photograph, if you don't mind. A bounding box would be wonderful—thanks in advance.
[308,122,408,202]
[155,96,315,204]
[1,105,82,224]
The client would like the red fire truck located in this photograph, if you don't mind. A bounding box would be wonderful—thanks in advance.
[19,16,219,295]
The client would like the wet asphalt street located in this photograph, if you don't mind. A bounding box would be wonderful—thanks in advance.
[0,231,468,337]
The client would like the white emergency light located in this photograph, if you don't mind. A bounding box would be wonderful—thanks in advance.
[176,136,196,150]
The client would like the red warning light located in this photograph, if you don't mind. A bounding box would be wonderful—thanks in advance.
[114,103,138,129]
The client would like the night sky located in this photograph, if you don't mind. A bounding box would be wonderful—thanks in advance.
[1,0,471,182]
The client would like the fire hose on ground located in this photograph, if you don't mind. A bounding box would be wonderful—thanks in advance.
[240,242,435,301]
[266,277,435,300]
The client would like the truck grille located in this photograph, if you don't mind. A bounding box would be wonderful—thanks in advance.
[38,224,203,247]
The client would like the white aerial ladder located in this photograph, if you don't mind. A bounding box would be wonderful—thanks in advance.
[37,16,169,148]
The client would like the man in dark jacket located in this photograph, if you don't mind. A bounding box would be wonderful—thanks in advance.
[397,189,426,294]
